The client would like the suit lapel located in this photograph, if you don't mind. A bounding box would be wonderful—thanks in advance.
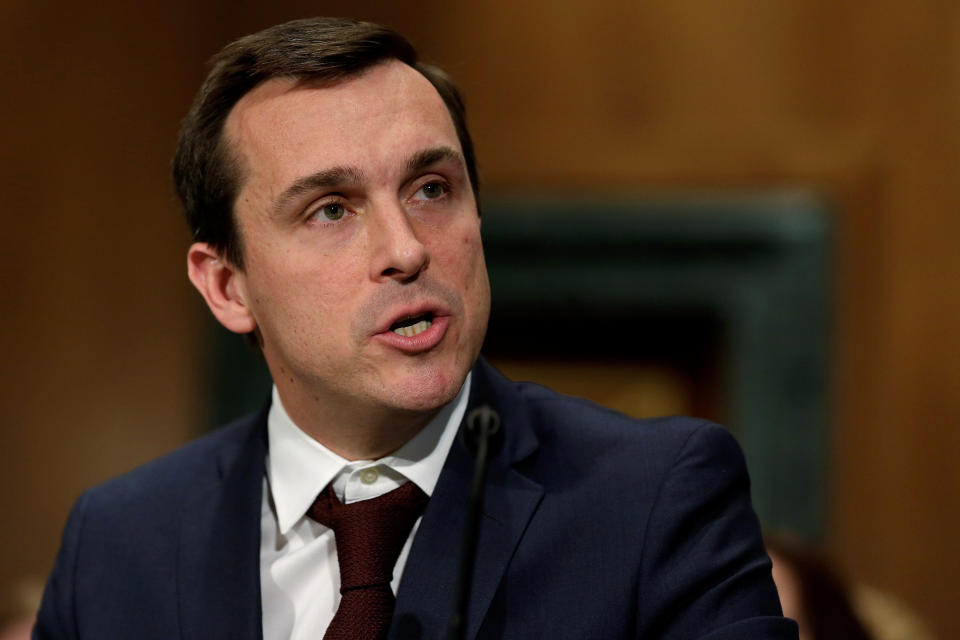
[177,410,268,640]
[170,360,539,640]
[391,360,545,640]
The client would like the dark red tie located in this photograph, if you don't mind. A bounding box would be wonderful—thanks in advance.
[308,480,429,640]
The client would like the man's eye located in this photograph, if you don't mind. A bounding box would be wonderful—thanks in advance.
[316,202,345,221]
[416,182,447,200]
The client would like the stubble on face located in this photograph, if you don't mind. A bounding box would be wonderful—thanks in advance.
[220,62,490,456]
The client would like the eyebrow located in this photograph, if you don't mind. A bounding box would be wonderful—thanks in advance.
[271,146,465,218]
[406,146,464,174]
[272,166,365,218]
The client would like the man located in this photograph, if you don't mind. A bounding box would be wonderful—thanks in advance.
[35,17,798,640]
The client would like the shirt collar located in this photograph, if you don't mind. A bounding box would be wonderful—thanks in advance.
[266,372,471,534]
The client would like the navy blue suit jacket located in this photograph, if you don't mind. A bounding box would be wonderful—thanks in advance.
[35,359,797,639]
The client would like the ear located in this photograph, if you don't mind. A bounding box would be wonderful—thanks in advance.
[187,243,258,334]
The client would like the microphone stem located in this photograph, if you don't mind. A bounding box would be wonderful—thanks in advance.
[448,428,492,640]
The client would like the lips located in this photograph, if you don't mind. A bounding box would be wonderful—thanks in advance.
[374,304,450,353]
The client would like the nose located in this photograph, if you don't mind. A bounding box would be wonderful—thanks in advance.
[369,202,430,282]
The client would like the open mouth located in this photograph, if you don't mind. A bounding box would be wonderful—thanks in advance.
[389,312,434,337]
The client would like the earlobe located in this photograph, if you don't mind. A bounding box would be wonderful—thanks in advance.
[186,243,258,334]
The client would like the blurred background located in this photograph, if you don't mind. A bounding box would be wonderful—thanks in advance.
[2,1,959,638]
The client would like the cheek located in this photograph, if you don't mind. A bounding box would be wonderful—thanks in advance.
[245,258,341,334]
[433,228,485,284]
[463,231,488,280]
[454,231,490,312]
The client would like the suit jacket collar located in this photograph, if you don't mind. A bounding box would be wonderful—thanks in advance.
[173,358,544,640]
[391,358,546,640]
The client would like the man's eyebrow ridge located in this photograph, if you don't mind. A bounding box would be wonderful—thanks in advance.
[272,166,365,217]
[406,146,464,174]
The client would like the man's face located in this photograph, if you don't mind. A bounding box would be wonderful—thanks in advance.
[221,61,490,421]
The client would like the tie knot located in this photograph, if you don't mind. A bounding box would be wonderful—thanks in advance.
[308,480,428,591]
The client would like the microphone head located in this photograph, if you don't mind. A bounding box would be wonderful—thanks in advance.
[461,405,502,454]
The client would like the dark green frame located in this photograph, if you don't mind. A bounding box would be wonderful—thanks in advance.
[481,192,831,539]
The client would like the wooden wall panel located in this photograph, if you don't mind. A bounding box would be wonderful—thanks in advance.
[0,0,209,621]
[3,1,959,637]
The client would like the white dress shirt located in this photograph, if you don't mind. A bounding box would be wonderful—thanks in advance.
[260,373,471,640]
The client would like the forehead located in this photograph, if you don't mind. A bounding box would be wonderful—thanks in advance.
[223,60,460,187]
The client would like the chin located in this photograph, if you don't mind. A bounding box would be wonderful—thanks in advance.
[382,363,467,413]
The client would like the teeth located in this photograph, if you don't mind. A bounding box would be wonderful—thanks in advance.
[392,319,432,337]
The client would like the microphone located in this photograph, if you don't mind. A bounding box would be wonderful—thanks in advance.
[447,405,502,640]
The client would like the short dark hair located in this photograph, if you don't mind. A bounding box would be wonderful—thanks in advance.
[173,17,478,269]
